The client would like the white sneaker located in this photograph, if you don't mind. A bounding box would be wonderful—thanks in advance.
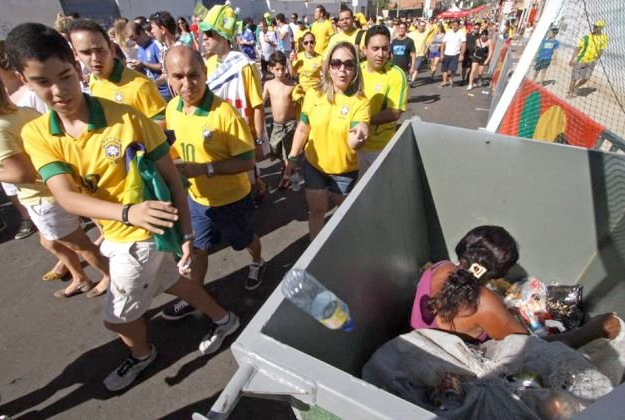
[199,312,240,355]
[104,344,157,391]
[466,84,473,90]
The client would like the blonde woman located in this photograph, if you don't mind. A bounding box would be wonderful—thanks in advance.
[112,18,137,61]
[284,41,370,239]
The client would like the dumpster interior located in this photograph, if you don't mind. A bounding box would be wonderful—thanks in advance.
[260,119,625,395]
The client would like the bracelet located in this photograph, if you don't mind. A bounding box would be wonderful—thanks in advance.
[287,155,299,162]
[183,232,195,242]
[206,162,215,177]
[121,204,134,226]
[255,138,264,145]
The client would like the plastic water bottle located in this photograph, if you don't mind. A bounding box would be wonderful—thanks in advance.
[281,269,354,331]
[290,172,301,191]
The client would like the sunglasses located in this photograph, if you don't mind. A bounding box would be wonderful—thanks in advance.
[303,40,315,45]
[329,59,356,71]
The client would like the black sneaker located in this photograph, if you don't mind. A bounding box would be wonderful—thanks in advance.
[161,300,200,320]
[103,344,157,391]
[14,220,36,240]
[245,260,266,290]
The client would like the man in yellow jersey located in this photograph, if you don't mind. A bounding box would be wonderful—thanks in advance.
[567,20,608,98]
[360,25,407,177]
[199,3,268,204]
[162,46,266,321]
[9,23,239,392]
[311,5,335,55]
[326,7,366,57]
[67,19,167,128]
[408,19,433,87]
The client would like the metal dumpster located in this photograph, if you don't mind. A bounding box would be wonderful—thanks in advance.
[197,118,625,419]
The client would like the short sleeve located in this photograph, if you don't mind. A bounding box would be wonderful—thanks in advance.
[0,128,21,162]
[300,89,316,125]
[223,103,255,157]
[22,121,73,183]
[242,64,264,109]
[460,33,467,42]
[351,96,371,126]
[408,39,416,54]
[131,111,168,161]
[135,79,167,119]
[387,68,408,112]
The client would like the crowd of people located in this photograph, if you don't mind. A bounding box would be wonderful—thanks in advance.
[0,2,519,394]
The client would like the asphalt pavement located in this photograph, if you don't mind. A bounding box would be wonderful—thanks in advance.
[0,69,491,420]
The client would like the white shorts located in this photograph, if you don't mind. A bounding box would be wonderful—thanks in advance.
[25,200,80,240]
[1,182,18,197]
[357,150,381,179]
[101,239,174,324]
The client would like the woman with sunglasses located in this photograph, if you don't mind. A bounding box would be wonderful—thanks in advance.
[176,17,194,47]
[284,41,370,239]
[291,32,324,93]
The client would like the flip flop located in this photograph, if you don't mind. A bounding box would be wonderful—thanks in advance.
[53,281,93,298]
[86,286,107,299]
[42,267,69,281]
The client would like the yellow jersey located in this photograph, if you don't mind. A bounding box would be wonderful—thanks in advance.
[301,89,370,174]
[326,28,366,58]
[22,94,169,242]
[166,90,255,207]
[90,59,166,120]
[311,19,335,55]
[576,33,609,63]
[292,52,324,92]
[408,28,433,57]
[0,106,51,206]
[294,29,307,52]
[360,62,407,152]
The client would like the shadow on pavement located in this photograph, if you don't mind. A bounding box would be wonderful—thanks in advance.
[162,395,296,420]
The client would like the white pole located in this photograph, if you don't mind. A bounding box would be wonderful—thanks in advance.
[485,0,564,132]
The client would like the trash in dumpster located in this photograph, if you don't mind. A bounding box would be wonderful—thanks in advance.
[282,269,354,331]
[547,285,584,330]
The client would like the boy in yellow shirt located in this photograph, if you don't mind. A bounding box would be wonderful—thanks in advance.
[8,23,239,392]
[67,19,167,128]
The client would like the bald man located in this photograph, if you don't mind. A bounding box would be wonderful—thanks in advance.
[160,46,266,320]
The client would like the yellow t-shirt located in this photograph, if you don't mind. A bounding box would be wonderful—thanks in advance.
[90,59,166,120]
[311,19,335,55]
[576,33,609,63]
[166,90,254,207]
[22,95,169,242]
[0,107,52,206]
[292,52,324,92]
[301,90,370,174]
[360,62,407,152]
[205,55,263,123]
[326,28,366,57]
[408,28,433,57]
[294,29,307,52]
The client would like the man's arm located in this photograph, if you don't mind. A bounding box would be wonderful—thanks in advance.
[0,153,37,184]
[46,173,178,235]
[569,46,581,66]
[460,41,466,59]
[175,152,255,179]
[371,109,402,125]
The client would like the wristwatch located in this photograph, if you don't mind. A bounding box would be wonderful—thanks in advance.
[183,232,195,242]
[255,138,264,145]
[206,162,215,177]
[287,155,299,162]
[121,204,134,226]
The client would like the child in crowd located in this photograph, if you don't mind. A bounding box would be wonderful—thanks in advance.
[533,28,559,85]
[262,52,297,180]
[7,23,239,392]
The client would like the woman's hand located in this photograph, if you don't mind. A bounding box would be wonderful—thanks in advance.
[347,123,369,149]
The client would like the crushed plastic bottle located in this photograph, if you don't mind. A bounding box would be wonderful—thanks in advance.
[281,269,353,331]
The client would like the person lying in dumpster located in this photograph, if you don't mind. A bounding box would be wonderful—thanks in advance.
[410,225,620,348]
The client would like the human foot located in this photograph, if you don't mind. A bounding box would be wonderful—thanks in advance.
[54,281,94,298]
[86,276,110,298]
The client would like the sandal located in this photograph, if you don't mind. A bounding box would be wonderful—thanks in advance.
[53,281,94,298]
[42,267,69,281]
[86,286,107,299]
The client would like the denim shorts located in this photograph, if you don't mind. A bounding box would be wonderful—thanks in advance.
[303,159,358,196]
[188,194,255,251]
[441,54,460,73]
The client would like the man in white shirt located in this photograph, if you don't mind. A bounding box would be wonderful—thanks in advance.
[275,13,293,57]
[289,13,300,40]
[440,20,466,87]
[258,20,277,80]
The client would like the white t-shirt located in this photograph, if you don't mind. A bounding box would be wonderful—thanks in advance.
[277,24,293,53]
[259,30,277,60]
[14,87,48,114]
[443,30,467,56]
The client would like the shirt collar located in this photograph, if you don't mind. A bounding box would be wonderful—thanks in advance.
[49,94,108,135]
[176,89,214,116]
[107,59,125,83]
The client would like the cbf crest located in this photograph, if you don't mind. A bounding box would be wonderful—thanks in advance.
[114,91,124,103]
[340,105,350,116]
[103,138,122,162]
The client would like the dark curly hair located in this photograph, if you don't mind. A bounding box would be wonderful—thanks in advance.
[431,226,519,326]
